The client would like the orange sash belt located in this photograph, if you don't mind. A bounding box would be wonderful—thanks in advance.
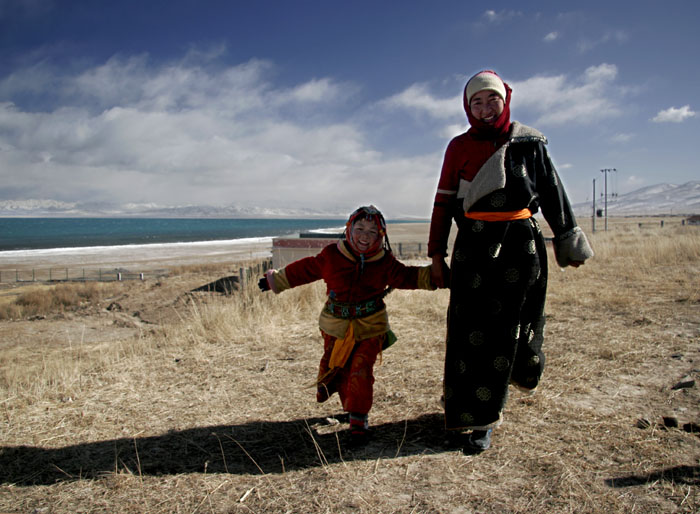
[464,208,532,222]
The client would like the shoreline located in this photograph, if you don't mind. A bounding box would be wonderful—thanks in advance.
[0,222,431,271]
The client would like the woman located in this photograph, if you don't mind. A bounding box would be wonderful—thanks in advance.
[428,70,593,452]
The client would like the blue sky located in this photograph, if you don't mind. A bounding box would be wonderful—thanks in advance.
[1,0,698,218]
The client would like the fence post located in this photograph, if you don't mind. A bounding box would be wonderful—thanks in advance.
[49,268,52,281]
[117,273,122,281]
[239,267,245,287]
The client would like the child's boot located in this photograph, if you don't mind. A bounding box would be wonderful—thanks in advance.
[348,412,370,444]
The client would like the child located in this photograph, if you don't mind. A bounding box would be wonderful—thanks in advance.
[259,205,435,442]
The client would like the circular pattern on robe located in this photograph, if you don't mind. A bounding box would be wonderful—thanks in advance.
[493,356,510,372]
[471,273,482,288]
[490,193,507,208]
[476,387,492,401]
[511,324,521,340]
[512,163,527,178]
[454,249,467,262]
[460,412,475,425]
[528,355,541,366]
[444,386,454,400]
[456,360,467,374]
[504,268,520,283]
[489,243,502,259]
[455,303,468,318]
[469,331,485,346]
[489,299,502,315]
[525,239,536,255]
[471,220,484,233]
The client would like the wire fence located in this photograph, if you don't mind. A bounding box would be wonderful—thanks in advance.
[0,268,170,284]
[0,241,429,285]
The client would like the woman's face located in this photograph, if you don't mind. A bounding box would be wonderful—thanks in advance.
[469,90,505,124]
[351,218,380,253]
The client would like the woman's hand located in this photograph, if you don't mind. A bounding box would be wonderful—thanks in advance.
[431,254,450,288]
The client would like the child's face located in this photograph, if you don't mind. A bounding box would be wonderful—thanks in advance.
[351,218,380,253]
[469,90,504,124]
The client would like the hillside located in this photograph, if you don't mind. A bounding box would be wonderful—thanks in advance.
[0,222,698,512]
[573,181,700,217]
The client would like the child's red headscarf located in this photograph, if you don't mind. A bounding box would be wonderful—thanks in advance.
[344,205,390,259]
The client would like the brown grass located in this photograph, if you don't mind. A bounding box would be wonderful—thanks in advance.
[0,282,122,320]
[0,222,698,513]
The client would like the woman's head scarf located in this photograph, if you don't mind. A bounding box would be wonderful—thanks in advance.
[463,70,512,141]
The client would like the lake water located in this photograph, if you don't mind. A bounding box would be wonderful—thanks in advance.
[0,218,347,252]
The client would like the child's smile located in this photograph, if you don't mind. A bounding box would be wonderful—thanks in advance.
[351,219,380,253]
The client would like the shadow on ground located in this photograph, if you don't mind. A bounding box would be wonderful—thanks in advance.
[605,465,700,487]
[1,413,450,486]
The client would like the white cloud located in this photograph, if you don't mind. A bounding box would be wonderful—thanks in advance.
[379,63,625,137]
[624,175,647,188]
[651,105,696,123]
[577,30,628,53]
[381,83,459,119]
[509,63,622,126]
[543,32,559,42]
[482,9,523,24]
[611,133,634,143]
[0,54,440,217]
[284,78,344,103]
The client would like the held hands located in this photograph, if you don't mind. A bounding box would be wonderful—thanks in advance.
[430,255,451,289]
[258,276,270,292]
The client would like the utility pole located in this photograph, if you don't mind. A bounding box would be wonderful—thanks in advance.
[592,178,596,233]
[600,168,616,231]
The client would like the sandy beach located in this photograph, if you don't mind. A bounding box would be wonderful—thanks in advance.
[0,222,432,271]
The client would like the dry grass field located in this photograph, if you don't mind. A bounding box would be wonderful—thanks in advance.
[0,219,698,513]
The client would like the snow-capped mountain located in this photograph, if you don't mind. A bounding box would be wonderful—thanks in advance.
[573,181,700,216]
[0,199,350,218]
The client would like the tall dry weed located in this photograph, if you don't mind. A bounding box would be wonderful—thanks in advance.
[589,225,700,266]
[168,278,327,347]
[0,282,115,320]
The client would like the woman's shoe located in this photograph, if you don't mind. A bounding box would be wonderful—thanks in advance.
[465,429,492,452]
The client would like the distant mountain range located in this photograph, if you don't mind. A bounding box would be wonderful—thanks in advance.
[0,200,349,219]
[1,181,699,218]
[571,181,700,217]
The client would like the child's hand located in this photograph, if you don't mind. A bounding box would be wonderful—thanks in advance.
[258,276,270,292]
